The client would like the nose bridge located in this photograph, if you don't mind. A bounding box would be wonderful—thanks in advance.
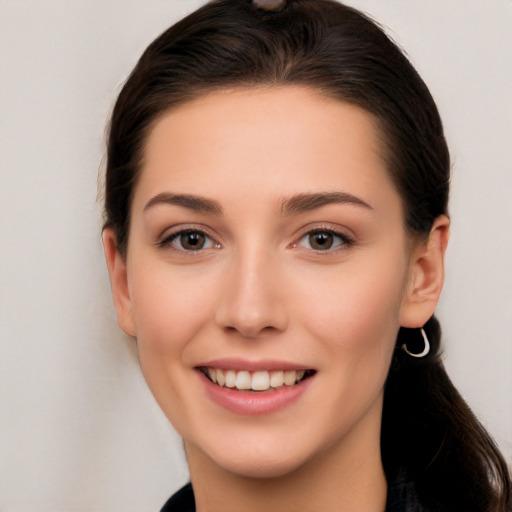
[215,240,288,337]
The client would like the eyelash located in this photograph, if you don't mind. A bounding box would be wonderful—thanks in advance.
[158,228,220,252]
[157,227,355,253]
[295,228,355,252]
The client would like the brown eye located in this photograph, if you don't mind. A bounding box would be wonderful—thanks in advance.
[298,229,352,252]
[308,231,334,250]
[179,231,206,250]
[162,229,218,251]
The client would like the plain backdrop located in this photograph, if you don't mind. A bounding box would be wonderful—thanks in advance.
[1,1,511,511]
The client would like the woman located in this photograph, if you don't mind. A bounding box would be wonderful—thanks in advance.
[102,0,511,510]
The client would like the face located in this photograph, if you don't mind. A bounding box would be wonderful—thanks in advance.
[108,86,427,478]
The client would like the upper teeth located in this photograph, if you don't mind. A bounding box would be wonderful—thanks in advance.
[205,369,306,391]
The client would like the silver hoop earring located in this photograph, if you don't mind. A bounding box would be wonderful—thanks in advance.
[402,328,430,358]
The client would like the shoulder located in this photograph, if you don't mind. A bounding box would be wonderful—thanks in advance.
[159,483,195,512]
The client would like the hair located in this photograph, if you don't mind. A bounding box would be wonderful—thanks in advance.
[103,1,511,510]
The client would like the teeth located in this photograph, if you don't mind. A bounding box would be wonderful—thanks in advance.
[236,371,251,390]
[284,370,296,386]
[204,368,309,391]
[225,370,236,388]
[252,371,270,391]
[207,368,217,383]
[269,370,284,388]
[216,369,225,387]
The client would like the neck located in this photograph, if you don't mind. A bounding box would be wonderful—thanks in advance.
[186,421,387,512]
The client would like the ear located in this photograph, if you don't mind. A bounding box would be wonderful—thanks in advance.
[102,229,137,337]
[399,215,450,328]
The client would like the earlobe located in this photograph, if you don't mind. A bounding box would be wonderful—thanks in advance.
[102,229,137,337]
[400,215,450,328]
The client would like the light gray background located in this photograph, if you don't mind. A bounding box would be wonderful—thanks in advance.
[1,1,511,511]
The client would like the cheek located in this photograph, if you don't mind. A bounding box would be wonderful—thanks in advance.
[295,262,406,432]
[127,267,217,431]
[295,251,408,368]
[129,264,216,351]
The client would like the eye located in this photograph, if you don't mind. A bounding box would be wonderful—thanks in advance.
[162,229,219,251]
[299,229,352,251]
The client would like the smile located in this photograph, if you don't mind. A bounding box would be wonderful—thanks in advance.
[200,368,315,392]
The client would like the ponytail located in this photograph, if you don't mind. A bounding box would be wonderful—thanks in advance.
[382,316,511,511]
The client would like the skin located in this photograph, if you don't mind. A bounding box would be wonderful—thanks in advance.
[103,86,449,512]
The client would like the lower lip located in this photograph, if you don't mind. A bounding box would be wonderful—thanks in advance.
[198,371,314,416]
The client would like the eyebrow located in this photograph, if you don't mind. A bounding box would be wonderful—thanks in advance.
[281,192,373,215]
[143,191,372,216]
[143,193,223,215]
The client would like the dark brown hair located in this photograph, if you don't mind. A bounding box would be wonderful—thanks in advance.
[103,1,511,510]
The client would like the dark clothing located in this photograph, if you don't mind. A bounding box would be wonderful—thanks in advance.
[160,474,427,511]
[160,483,195,512]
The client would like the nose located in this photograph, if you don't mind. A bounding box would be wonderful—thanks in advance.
[214,248,288,338]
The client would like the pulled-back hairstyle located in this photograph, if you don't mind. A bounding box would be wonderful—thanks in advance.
[103,1,511,510]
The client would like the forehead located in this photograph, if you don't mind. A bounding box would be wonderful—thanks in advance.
[134,86,400,216]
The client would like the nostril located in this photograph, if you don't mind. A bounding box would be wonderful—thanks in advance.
[223,323,278,338]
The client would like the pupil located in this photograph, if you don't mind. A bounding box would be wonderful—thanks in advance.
[182,232,205,250]
[310,232,333,250]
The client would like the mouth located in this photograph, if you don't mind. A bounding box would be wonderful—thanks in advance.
[198,367,316,392]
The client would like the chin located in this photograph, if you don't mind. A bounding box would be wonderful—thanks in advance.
[195,434,317,480]
[216,453,307,479]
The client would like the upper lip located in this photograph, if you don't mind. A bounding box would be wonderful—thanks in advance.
[195,358,313,372]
